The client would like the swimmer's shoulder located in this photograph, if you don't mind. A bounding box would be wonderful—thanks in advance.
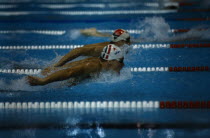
[83,41,110,47]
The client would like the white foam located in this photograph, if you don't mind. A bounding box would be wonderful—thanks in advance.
[165,129,175,138]
[135,17,172,42]
[94,68,133,84]
[68,29,81,40]
[0,77,41,91]
[170,28,210,42]
[134,17,210,42]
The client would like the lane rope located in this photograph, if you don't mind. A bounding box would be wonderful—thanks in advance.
[0,10,177,16]
[56,10,177,15]
[0,30,66,35]
[98,29,193,33]
[0,5,17,8]
[0,101,159,109]
[0,44,210,50]
[39,2,178,9]
[0,66,209,75]
[0,29,194,35]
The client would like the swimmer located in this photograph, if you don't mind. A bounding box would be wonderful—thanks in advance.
[41,29,131,75]
[27,43,126,86]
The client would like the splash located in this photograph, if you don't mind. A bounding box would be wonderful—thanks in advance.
[94,68,133,84]
[66,124,106,137]
[135,17,172,42]
[0,53,49,69]
[96,127,106,138]
[134,17,210,43]
[147,128,156,138]
[67,29,81,40]
[171,28,210,42]
[165,129,175,138]
[0,77,42,91]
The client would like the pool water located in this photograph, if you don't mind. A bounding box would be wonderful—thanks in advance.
[0,0,210,137]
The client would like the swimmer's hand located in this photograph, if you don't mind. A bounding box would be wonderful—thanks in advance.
[80,28,97,36]
[80,28,111,37]
[27,76,43,86]
[41,66,56,76]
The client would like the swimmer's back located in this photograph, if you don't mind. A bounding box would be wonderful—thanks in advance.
[81,42,109,57]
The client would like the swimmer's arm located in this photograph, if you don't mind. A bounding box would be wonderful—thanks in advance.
[53,42,108,67]
[93,32,111,37]
[110,61,124,75]
[80,28,111,37]
[53,47,85,67]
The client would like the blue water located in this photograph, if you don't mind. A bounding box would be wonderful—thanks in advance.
[0,0,210,137]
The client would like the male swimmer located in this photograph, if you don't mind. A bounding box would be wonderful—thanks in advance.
[41,29,131,75]
[27,29,131,86]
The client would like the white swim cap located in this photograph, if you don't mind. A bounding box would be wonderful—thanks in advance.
[111,29,130,42]
[101,44,123,61]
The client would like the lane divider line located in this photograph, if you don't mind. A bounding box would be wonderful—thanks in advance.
[56,10,177,15]
[98,29,195,34]
[0,5,17,8]
[0,0,85,3]
[39,2,179,9]
[0,45,83,50]
[131,66,209,72]
[0,29,196,35]
[0,10,177,16]
[1,44,210,50]
[0,30,66,35]
[1,101,209,109]
[0,101,159,109]
[0,66,209,75]
[177,18,210,21]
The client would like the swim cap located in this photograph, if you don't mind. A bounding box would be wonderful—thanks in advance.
[111,29,130,42]
[101,44,123,61]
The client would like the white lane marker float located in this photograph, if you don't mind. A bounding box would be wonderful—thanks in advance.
[39,2,178,9]
[0,66,209,75]
[0,44,210,50]
[0,29,192,36]
[0,101,159,109]
[0,30,66,35]
[0,10,177,16]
